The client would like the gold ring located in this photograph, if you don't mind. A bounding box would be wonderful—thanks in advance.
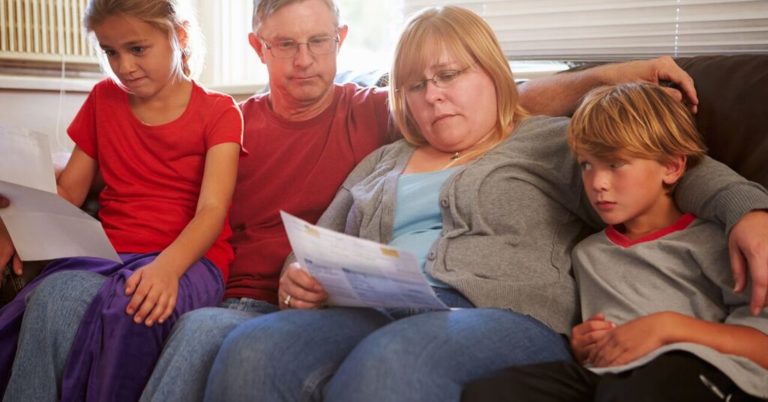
[283,294,292,306]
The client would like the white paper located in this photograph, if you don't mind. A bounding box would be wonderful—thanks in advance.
[281,211,448,310]
[0,125,120,262]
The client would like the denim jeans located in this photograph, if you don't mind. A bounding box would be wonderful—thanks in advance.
[204,288,572,402]
[2,255,224,402]
[3,270,103,402]
[139,298,278,402]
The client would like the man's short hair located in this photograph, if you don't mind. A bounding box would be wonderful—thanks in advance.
[252,0,340,33]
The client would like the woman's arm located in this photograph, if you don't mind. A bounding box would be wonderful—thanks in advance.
[518,56,698,116]
[124,142,240,326]
[279,145,392,310]
[675,156,768,314]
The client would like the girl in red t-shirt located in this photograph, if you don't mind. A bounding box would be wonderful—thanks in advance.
[0,0,242,400]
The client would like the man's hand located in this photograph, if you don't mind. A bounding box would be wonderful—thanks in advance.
[594,56,699,113]
[278,262,328,310]
[728,210,768,315]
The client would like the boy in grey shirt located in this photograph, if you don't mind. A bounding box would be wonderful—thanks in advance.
[462,83,768,402]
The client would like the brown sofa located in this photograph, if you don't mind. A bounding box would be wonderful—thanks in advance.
[674,55,768,189]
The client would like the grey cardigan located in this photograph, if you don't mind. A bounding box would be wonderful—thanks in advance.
[310,116,768,334]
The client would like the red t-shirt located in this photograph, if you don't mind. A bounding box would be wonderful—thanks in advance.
[67,79,244,279]
[227,83,394,303]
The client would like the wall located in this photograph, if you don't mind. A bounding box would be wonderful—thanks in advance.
[0,82,90,156]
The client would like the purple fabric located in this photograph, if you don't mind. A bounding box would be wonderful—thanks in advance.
[0,253,224,401]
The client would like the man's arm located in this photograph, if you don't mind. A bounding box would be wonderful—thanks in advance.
[518,56,698,116]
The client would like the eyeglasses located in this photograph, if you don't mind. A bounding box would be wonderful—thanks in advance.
[401,64,475,95]
[260,35,339,59]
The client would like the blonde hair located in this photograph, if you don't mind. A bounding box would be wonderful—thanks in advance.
[389,6,527,158]
[252,0,340,33]
[84,0,204,79]
[568,82,706,169]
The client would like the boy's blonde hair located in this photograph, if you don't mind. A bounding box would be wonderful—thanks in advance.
[568,82,706,169]
[390,6,527,155]
[84,0,204,79]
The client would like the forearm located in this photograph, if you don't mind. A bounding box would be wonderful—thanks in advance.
[660,312,768,369]
[518,69,605,116]
[154,204,229,277]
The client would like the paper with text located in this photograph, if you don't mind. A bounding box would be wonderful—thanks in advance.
[281,211,448,310]
[0,125,120,262]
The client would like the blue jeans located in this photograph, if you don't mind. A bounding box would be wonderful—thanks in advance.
[139,298,278,402]
[3,270,103,402]
[2,255,225,402]
[204,289,572,402]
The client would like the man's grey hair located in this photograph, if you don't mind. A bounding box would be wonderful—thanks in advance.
[252,0,340,33]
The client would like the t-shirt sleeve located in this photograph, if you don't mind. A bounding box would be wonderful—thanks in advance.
[67,88,99,159]
[205,95,244,151]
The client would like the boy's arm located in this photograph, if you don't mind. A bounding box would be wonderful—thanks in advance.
[518,56,698,116]
[589,312,768,369]
[124,142,240,326]
[571,312,615,363]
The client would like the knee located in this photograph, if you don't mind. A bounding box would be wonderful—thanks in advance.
[171,308,252,344]
[28,271,104,314]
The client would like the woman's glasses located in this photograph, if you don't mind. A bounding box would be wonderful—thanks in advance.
[401,64,474,95]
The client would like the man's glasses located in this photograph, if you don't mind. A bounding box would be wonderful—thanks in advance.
[260,35,339,59]
[401,64,475,95]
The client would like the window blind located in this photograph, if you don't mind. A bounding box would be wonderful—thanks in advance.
[402,0,768,62]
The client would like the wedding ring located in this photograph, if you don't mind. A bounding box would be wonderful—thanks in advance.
[283,294,292,306]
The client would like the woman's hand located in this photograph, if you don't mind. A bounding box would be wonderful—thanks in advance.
[124,261,181,327]
[570,312,615,363]
[278,262,328,310]
[728,210,768,316]
[595,56,699,113]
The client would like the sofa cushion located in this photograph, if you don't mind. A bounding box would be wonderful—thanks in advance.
[675,55,768,188]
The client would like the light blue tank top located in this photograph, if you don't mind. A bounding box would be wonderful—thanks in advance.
[390,167,458,287]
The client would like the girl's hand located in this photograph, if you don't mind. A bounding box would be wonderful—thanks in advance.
[588,313,670,367]
[278,262,328,310]
[570,312,615,363]
[124,261,181,326]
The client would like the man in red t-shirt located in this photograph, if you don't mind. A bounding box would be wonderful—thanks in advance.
[1,1,743,401]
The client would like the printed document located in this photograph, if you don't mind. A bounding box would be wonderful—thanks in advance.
[0,125,120,262]
[281,211,448,309]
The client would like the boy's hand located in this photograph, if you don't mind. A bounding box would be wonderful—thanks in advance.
[571,312,614,363]
[588,313,670,367]
[124,261,181,327]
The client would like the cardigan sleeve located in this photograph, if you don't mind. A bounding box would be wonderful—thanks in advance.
[675,156,768,233]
